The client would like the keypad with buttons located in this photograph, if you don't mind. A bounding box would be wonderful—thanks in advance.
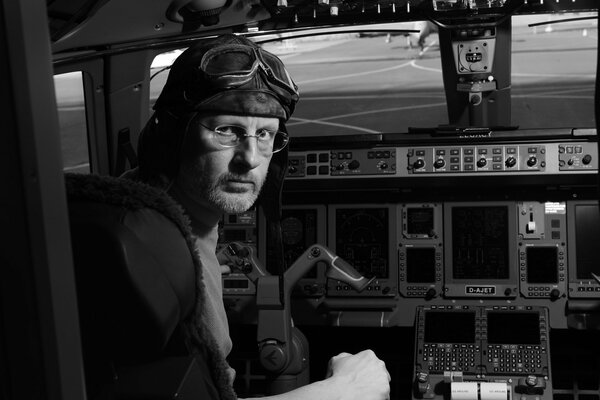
[415,306,550,377]
[486,344,546,374]
[423,343,480,373]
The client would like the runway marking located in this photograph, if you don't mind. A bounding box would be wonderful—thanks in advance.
[288,118,380,133]
[296,61,413,85]
[409,60,442,73]
[288,102,447,131]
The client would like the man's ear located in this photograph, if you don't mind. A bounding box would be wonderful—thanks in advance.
[138,110,193,183]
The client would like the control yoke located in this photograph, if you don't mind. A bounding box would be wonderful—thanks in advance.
[218,242,373,394]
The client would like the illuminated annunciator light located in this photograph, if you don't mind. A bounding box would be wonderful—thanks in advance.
[377,2,381,13]
[407,1,411,12]
[392,2,396,12]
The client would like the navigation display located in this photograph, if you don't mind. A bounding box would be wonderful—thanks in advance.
[574,204,600,280]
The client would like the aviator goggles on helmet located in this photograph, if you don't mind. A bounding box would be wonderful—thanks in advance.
[199,44,300,113]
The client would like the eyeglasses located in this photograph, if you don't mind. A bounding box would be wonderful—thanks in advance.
[198,121,289,154]
[199,44,299,114]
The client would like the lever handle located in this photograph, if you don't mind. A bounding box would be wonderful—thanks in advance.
[327,256,375,292]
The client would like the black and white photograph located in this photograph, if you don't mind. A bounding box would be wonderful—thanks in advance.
[1,1,598,399]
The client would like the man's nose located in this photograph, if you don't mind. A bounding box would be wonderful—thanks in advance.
[233,137,262,169]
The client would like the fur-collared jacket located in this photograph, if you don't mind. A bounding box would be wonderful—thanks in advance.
[65,172,237,400]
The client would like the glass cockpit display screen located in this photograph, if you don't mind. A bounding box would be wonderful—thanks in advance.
[424,311,476,344]
[574,204,600,280]
[487,311,540,345]
[451,206,509,280]
[335,208,389,278]
[406,207,434,236]
[279,209,319,277]
[526,247,558,284]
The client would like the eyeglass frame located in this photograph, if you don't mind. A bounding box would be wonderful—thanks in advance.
[196,120,290,154]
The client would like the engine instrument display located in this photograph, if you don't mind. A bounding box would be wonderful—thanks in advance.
[451,206,510,280]
[444,202,518,298]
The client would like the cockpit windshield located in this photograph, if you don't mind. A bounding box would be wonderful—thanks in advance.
[149,13,596,138]
[270,14,596,136]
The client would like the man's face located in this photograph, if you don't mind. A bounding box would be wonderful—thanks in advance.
[175,113,278,214]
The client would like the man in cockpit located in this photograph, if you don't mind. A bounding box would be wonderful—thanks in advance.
[125,33,391,400]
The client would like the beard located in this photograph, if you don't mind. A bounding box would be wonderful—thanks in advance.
[177,161,267,214]
[206,173,265,214]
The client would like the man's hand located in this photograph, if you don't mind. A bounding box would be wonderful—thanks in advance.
[238,349,391,400]
[325,349,391,400]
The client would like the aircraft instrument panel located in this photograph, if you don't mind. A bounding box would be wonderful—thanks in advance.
[220,132,599,400]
